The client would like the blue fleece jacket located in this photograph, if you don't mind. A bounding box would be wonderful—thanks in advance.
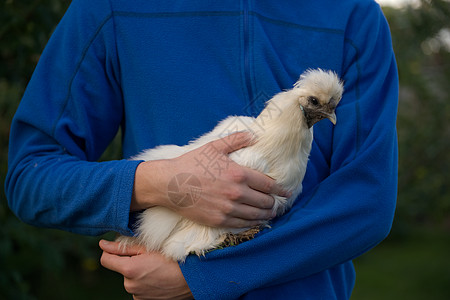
[5,0,398,299]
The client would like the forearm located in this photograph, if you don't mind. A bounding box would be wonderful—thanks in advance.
[6,147,140,235]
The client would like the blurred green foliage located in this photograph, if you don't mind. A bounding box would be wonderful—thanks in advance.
[382,0,450,231]
[0,0,72,85]
[0,0,449,299]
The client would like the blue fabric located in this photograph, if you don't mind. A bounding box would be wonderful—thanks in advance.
[5,0,398,299]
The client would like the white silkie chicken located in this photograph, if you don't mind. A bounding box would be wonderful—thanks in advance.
[117,69,344,261]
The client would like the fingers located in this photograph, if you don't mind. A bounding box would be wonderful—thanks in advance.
[213,132,290,197]
[222,166,289,212]
[99,240,145,256]
[211,131,254,154]
[244,167,291,198]
[99,240,150,279]
[99,239,122,254]
[100,248,134,276]
[222,186,276,224]
[225,217,269,229]
[230,204,275,222]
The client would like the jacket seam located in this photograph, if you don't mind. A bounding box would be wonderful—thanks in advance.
[111,10,344,35]
[51,13,114,137]
[250,11,344,35]
[344,38,362,156]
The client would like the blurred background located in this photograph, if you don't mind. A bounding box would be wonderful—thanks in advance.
[1,0,449,299]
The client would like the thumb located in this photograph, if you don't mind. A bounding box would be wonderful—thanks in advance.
[212,131,254,154]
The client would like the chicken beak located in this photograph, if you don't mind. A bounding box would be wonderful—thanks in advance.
[304,109,337,128]
[326,112,337,125]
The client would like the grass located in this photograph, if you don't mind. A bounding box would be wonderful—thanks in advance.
[352,226,450,300]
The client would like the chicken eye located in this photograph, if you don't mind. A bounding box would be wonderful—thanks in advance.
[308,96,319,106]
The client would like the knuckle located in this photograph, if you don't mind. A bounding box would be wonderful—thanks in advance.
[123,278,137,294]
[227,167,247,184]
[121,265,136,279]
[221,202,235,215]
[214,214,228,227]
[263,180,275,193]
[226,186,244,201]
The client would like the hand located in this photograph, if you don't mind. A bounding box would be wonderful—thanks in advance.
[131,132,290,228]
[99,240,193,300]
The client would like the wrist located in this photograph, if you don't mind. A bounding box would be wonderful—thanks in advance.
[131,159,171,211]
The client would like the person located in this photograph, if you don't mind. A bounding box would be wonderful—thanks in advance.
[5,0,399,299]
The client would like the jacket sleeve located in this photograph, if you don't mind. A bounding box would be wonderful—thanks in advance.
[4,0,140,236]
[180,3,399,299]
